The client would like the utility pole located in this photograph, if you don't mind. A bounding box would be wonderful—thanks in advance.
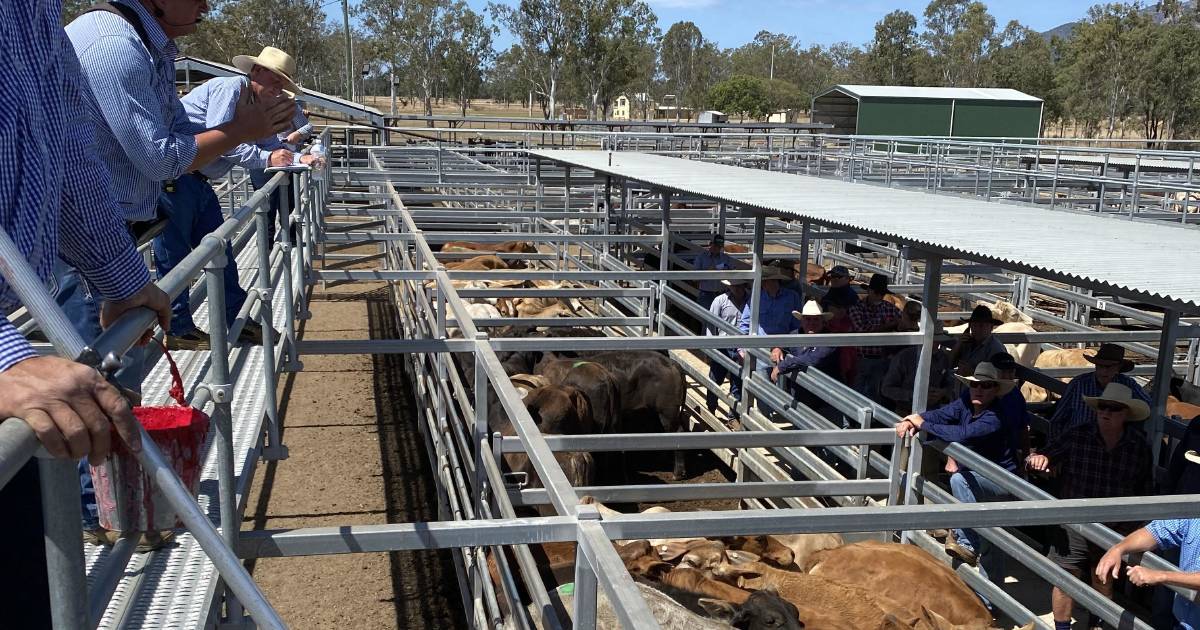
[342,0,354,101]
[769,43,775,81]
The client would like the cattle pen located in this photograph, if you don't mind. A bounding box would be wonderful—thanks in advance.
[4,127,1200,629]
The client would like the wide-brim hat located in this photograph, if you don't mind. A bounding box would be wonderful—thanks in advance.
[233,46,301,95]
[761,264,791,281]
[1186,450,1200,465]
[866,273,891,295]
[1083,382,1151,421]
[963,304,1003,326]
[792,300,833,321]
[828,265,852,279]
[954,362,1016,396]
[1085,343,1135,373]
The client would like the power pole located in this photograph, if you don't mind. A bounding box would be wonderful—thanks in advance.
[769,43,775,81]
[342,0,354,101]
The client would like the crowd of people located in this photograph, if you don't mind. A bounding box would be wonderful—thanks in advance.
[695,238,1200,630]
[0,1,321,626]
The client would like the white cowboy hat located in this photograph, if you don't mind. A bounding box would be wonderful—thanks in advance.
[233,46,301,94]
[953,362,1016,396]
[792,300,832,320]
[1185,450,1200,466]
[1083,383,1151,421]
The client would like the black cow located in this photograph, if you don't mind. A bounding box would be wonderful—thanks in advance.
[700,590,805,630]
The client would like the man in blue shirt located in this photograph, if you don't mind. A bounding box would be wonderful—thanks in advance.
[706,277,749,415]
[1050,343,1151,442]
[1097,517,1200,630]
[693,235,734,309]
[67,1,295,350]
[0,0,172,622]
[738,264,803,384]
[251,100,313,237]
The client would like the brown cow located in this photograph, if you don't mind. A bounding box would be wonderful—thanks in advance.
[442,240,537,253]
[712,558,915,630]
[769,533,844,569]
[444,254,509,271]
[803,541,991,629]
[720,536,796,568]
[537,359,621,434]
[1168,395,1200,421]
[662,566,753,604]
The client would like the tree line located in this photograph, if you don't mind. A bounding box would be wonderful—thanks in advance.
[61,0,1200,138]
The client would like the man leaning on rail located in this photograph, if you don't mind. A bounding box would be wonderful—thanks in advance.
[251,93,314,239]
[0,1,174,626]
[66,0,296,351]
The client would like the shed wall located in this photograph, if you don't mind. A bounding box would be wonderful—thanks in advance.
[951,100,1042,138]
[856,98,953,136]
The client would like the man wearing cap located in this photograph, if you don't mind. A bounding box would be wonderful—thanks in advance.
[1049,343,1152,443]
[819,265,860,311]
[848,273,903,401]
[897,363,1019,575]
[693,235,734,309]
[949,305,1007,378]
[157,47,318,350]
[738,264,804,385]
[1027,383,1154,630]
[881,301,954,415]
[706,276,749,414]
[1096,516,1200,630]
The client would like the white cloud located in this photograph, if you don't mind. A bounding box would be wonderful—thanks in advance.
[646,0,722,8]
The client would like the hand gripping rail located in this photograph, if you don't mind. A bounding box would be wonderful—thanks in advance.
[0,181,287,629]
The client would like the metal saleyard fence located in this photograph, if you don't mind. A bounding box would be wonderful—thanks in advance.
[5,128,1200,629]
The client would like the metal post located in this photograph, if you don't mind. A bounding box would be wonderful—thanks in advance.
[251,206,288,462]
[39,457,88,630]
[202,247,244,622]
[572,522,599,630]
[903,254,942,543]
[1151,309,1180,469]
[797,220,810,304]
[278,175,302,370]
[657,191,671,338]
[738,214,766,417]
[474,333,488,513]
[717,202,727,236]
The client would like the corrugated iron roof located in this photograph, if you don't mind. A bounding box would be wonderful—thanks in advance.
[532,150,1200,310]
[821,85,1043,103]
[1019,153,1196,174]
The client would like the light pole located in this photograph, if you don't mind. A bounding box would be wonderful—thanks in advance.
[341,0,354,101]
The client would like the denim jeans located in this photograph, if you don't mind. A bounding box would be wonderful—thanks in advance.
[950,469,1010,605]
[153,174,247,335]
[707,351,743,412]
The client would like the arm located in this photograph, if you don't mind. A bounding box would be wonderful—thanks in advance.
[1095,527,1160,584]
[922,409,1002,443]
[202,81,271,170]
[777,347,835,375]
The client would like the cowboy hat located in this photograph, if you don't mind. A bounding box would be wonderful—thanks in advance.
[1186,450,1200,466]
[962,304,1002,327]
[792,300,833,320]
[761,264,791,281]
[233,46,301,95]
[954,362,1016,396]
[866,273,892,295]
[828,265,852,279]
[1083,382,1151,421]
[1085,343,1135,374]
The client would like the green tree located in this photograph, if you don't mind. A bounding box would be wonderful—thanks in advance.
[989,21,1056,130]
[864,10,919,85]
[1055,4,1149,137]
[62,0,97,24]
[921,0,995,86]
[708,75,770,121]
[568,0,658,118]
[659,21,721,115]
[359,0,464,116]
[1128,20,1200,141]
[489,0,573,118]
[444,7,495,116]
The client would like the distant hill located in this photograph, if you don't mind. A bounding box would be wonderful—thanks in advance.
[1039,1,1196,42]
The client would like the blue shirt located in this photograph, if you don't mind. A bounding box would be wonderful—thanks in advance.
[960,387,1028,455]
[777,345,837,375]
[738,287,803,337]
[182,76,272,179]
[693,250,734,293]
[920,398,1018,472]
[66,0,202,221]
[1050,372,1151,442]
[1146,519,1200,630]
[0,0,150,371]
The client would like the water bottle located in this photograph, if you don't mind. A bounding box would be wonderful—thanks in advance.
[309,139,325,181]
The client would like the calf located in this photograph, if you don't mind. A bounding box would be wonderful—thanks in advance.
[803,541,991,629]
[720,535,796,569]
[1168,395,1200,421]
[442,240,537,254]
[539,350,689,479]
[1020,347,1092,403]
[701,590,807,630]
[764,532,843,569]
[445,254,509,271]
[662,566,751,604]
[537,359,621,434]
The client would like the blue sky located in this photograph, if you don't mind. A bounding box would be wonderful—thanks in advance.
[327,1,1098,50]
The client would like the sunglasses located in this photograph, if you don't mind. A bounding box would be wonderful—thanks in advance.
[968,381,998,390]
[1096,402,1128,413]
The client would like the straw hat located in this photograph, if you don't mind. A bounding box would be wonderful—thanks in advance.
[233,46,301,94]
[1085,343,1135,374]
[1186,450,1200,465]
[792,300,833,320]
[761,264,791,281]
[1083,382,1150,421]
[954,362,1016,396]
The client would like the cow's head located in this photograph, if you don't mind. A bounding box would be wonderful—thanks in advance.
[678,540,729,572]
[700,590,804,630]
[523,385,592,435]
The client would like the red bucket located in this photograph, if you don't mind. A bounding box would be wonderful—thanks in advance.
[91,345,210,532]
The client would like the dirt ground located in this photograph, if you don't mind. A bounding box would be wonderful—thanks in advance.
[242,277,465,629]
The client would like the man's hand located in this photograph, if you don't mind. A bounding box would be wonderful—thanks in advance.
[770,347,784,365]
[0,356,142,463]
[268,149,294,167]
[944,457,959,474]
[285,131,305,145]
[1026,453,1050,472]
[1127,566,1165,587]
[1095,546,1125,584]
[99,282,171,346]
[231,88,295,142]
[770,367,780,383]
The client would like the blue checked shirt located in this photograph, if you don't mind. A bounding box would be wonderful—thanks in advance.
[1049,372,1151,442]
[738,287,803,337]
[1146,519,1200,630]
[182,77,271,179]
[0,0,150,371]
[66,0,201,221]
